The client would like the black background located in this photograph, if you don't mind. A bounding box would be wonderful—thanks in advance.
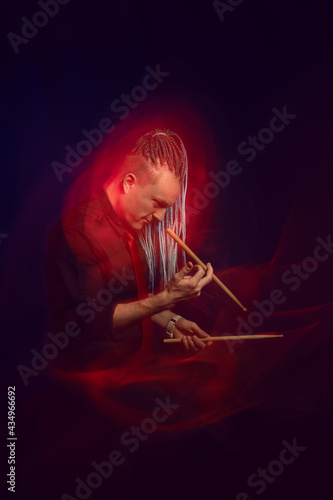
[1,1,333,499]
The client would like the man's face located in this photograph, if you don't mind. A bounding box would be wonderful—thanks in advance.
[120,165,181,232]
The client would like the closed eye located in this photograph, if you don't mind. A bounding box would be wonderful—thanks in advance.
[153,198,168,208]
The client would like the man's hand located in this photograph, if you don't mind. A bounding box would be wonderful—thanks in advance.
[112,262,213,331]
[162,261,213,308]
[172,317,213,351]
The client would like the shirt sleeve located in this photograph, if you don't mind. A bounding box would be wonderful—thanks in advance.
[46,200,142,359]
[47,219,114,339]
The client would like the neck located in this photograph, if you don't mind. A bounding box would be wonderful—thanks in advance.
[105,181,118,213]
[104,181,137,236]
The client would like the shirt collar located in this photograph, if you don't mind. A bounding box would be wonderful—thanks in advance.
[98,187,128,237]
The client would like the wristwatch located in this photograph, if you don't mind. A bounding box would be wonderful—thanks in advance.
[166,315,183,338]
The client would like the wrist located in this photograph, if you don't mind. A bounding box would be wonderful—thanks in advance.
[157,288,176,310]
[151,309,175,329]
[166,315,183,338]
[143,290,173,315]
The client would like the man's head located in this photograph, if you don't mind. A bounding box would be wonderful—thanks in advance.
[107,129,187,232]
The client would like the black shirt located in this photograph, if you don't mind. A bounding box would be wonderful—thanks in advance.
[47,188,151,369]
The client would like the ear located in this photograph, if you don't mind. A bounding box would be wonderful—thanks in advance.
[122,173,137,193]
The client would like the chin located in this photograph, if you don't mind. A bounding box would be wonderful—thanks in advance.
[131,221,145,231]
[128,217,148,232]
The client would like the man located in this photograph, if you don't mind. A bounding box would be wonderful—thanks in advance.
[47,129,213,369]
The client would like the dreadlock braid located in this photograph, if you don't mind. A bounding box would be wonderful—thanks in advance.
[132,129,187,182]
[133,129,188,292]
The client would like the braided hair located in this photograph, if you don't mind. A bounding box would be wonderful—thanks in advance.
[133,129,188,292]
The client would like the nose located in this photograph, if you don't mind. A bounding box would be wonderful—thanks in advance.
[152,208,167,222]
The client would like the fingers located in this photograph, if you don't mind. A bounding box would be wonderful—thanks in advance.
[181,335,212,350]
[182,335,199,351]
[181,329,209,350]
[181,335,210,351]
[182,336,189,350]
[170,262,213,300]
[178,321,212,351]
[187,336,198,351]
[191,323,210,340]
[189,324,213,349]
[192,335,206,349]
[174,261,194,281]
[197,262,214,288]
[188,264,205,282]
[188,262,214,290]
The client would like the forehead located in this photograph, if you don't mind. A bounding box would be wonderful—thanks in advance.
[146,169,181,206]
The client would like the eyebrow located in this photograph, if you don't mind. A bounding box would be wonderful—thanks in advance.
[153,197,170,208]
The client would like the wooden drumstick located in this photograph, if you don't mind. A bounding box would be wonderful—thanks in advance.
[166,228,247,311]
[163,334,284,343]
